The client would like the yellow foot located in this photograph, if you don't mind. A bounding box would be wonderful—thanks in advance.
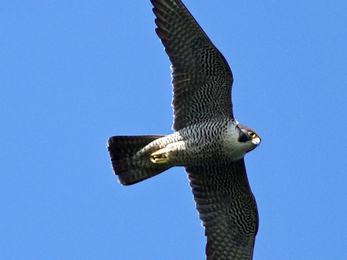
[150,147,171,164]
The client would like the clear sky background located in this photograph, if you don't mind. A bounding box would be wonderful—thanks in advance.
[1,0,347,259]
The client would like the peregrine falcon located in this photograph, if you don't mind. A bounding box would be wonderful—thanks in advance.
[107,0,261,259]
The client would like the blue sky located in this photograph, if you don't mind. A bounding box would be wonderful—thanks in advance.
[1,0,347,259]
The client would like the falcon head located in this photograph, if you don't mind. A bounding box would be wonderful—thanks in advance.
[237,124,261,153]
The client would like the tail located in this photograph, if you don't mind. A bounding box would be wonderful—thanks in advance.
[107,135,170,185]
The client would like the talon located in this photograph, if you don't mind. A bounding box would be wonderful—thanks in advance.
[150,147,171,164]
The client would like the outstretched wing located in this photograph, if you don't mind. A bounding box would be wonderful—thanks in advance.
[186,159,258,260]
[151,0,234,131]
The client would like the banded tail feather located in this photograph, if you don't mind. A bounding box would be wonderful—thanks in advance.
[107,135,170,185]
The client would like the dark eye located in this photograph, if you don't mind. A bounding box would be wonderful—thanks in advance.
[248,132,257,138]
[238,131,249,143]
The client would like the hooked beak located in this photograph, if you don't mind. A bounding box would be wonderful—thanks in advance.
[252,136,261,146]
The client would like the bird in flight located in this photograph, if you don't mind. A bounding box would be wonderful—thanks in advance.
[107,0,261,259]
